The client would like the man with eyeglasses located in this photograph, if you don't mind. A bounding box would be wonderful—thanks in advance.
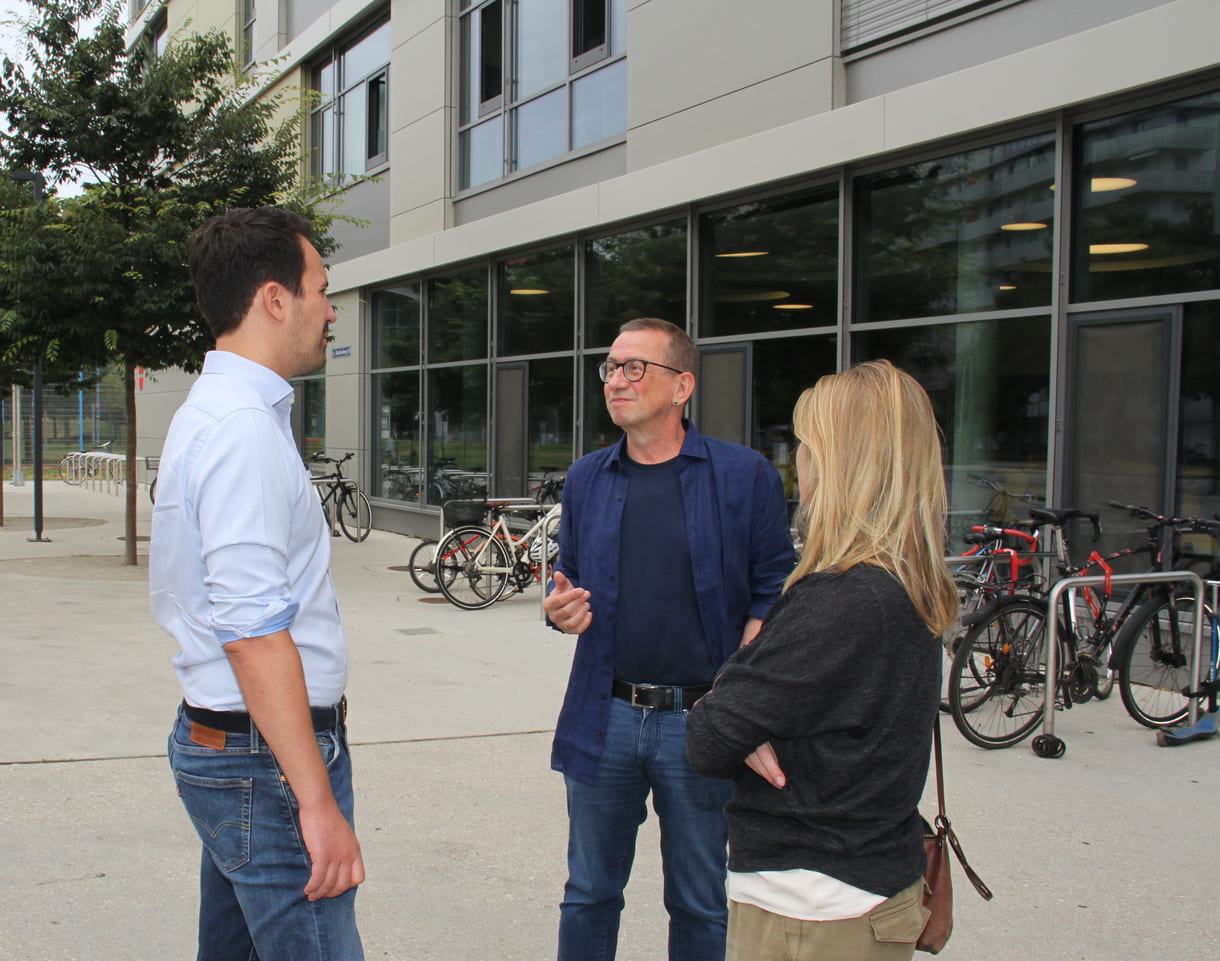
[544,318,793,961]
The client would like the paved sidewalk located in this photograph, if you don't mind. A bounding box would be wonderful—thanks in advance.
[1,478,1216,960]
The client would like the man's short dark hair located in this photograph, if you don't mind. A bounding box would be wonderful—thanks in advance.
[187,207,315,339]
[619,318,698,375]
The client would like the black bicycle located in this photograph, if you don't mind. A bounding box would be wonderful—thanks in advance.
[531,467,565,506]
[310,452,373,542]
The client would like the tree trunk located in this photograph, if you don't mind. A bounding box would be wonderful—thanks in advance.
[124,360,138,566]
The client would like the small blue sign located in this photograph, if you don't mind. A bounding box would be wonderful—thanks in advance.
[331,346,352,359]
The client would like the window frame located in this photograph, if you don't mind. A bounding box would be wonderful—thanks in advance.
[309,17,392,185]
[241,0,256,68]
[458,0,627,192]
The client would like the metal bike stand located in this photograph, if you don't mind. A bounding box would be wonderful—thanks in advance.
[1035,570,1205,759]
[438,497,537,541]
[539,504,562,622]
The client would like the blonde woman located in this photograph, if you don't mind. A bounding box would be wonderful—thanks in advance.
[686,360,958,961]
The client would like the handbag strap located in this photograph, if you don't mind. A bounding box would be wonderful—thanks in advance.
[931,715,995,901]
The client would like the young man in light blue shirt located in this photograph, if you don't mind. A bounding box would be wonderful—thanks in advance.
[151,207,363,961]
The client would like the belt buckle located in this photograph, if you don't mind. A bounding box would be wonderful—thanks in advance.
[338,694,348,724]
[630,683,663,709]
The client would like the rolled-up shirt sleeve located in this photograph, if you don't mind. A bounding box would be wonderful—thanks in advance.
[189,408,301,643]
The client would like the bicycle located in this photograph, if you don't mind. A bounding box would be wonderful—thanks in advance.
[1154,579,1219,746]
[531,467,565,506]
[946,502,1177,749]
[309,451,373,542]
[948,501,1220,748]
[434,501,561,610]
[59,440,113,485]
[1110,517,1220,729]
[940,519,1041,712]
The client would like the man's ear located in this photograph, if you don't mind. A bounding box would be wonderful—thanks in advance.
[257,280,291,323]
[673,371,695,406]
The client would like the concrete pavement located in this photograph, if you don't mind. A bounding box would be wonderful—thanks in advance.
[1,477,1216,960]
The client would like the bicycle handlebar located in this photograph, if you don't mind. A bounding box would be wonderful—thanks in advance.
[1107,501,1220,535]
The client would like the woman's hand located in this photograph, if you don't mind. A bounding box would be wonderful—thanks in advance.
[745,741,786,789]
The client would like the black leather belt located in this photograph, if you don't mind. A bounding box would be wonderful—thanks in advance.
[183,695,347,734]
[612,680,711,710]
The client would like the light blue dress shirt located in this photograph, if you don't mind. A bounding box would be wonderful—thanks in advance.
[150,351,347,711]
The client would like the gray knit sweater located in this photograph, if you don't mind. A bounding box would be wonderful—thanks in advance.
[685,564,940,897]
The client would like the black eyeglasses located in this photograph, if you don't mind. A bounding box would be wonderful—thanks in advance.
[598,359,684,383]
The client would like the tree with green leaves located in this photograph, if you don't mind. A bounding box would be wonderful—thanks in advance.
[0,0,340,563]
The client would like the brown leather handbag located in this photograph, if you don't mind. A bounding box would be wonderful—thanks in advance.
[918,717,993,954]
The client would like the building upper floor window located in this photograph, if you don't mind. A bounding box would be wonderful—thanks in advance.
[241,0,256,68]
[459,0,627,191]
[310,17,391,185]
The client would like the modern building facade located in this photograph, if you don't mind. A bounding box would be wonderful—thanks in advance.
[129,0,1220,552]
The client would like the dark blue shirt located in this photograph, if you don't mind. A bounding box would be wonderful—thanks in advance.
[550,421,794,784]
[615,454,711,685]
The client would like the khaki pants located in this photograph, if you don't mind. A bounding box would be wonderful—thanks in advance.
[726,877,927,961]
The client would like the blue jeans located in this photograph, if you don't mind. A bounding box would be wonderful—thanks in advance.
[559,694,733,961]
[168,706,363,961]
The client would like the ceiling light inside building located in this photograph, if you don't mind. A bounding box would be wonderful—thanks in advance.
[509,288,549,295]
[1089,243,1149,254]
[714,251,769,258]
[1001,222,1048,231]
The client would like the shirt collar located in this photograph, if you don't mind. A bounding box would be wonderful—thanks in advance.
[202,350,294,411]
[607,419,708,466]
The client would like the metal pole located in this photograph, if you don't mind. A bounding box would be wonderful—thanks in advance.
[29,360,49,542]
[11,385,24,486]
[1041,570,1204,754]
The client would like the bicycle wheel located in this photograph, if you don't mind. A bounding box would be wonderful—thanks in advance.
[407,540,445,594]
[1115,591,1197,728]
[337,488,372,542]
[948,595,1055,749]
[60,455,82,485]
[436,526,510,610]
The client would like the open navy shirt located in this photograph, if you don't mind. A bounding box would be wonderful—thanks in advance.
[550,421,794,785]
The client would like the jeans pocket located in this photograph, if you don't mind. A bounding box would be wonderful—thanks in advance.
[868,880,928,944]
[174,771,253,872]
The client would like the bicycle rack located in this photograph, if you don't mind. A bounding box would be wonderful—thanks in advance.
[539,504,562,622]
[1036,570,1205,759]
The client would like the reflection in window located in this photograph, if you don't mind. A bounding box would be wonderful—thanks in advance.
[426,366,489,506]
[701,189,838,338]
[373,372,422,501]
[1180,302,1220,535]
[310,19,391,183]
[528,357,575,481]
[292,377,326,460]
[751,337,837,510]
[854,134,1056,323]
[1073,91,1220,303]
[459,0,627,189]
[499,247,575,356]
[585,221,687,349]
[853,317,1051,541]
[373,286,421,373]
[240,0,255,67]
[428,265,489,363]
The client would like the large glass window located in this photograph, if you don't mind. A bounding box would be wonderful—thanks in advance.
[373,284,421,368]
[428,265,489,363]
[751,336,837,509]
[373,371,422,501]
[459,0,628,190]
[585,221,687,349]
[241,0,256,67]
[528,357,575,479]
[426,365,489,505]
[498,247,575,356]
[1072,91,1220,303]
[310,18,391,184]
[853,316,1051,540]
[854,134,1057,323]
[1180,302,1220,532]
[700,189,838,338]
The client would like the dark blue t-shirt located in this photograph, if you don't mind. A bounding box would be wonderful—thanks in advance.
[614,454,714,685]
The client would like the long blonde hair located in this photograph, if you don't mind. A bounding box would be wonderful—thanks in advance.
[788,360,959,635]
